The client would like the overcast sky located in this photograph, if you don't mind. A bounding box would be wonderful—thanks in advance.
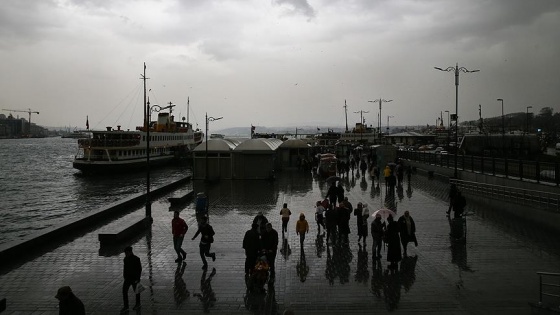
[1,0,559,133]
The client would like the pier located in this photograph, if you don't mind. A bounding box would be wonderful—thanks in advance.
[0,170,559,314]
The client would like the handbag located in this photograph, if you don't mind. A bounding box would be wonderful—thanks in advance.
[134,282,146,294]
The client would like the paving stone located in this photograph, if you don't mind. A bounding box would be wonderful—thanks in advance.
[0,171,559,314]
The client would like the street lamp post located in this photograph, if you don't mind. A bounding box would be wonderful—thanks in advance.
[205,113,223,181]
[526,106,533,135]
[368,98,392,143]
[145,101,175,218]
[444,110,450,148]
[497,98,505,136]
[435,63,479,178]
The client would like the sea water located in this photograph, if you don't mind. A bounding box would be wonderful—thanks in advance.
[0,137,189,245]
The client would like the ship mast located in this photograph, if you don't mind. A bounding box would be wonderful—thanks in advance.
[140,62,149,129]
[344,99,348,132]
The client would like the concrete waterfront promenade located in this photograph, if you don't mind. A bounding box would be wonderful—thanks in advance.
[1,170,560,314]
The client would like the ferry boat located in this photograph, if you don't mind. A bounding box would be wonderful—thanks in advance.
[338,123,377,144]
[61,129,90,139]
[73,63,203,174]
[73,112,203,174]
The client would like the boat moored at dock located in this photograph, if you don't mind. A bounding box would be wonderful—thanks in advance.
[73,112,203,174]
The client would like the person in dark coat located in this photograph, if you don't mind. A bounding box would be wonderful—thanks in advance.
[354,202,364,242]
[397,211,417,256]
[337,201,351,244]
[252,211,269,236]
[371,214,386,259]
[262,223,279,278]
[336,182,345,204]
[360,158,368,177]
[385,215,402,269]
[192,216,216,270]
[326,182,338,206]
[55,286,85,315]
[325,205,337,245]
[121,246,142,313]
[446,184,458,215]
[243,223,261,275]
[453,191,466,218]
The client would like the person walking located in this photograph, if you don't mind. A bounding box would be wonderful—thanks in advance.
[361,203,370,244]
[383,165,392,189]
[325,205,337,245]
[385,215,402,269]
[397,211,418,257]
[336,182,345,204]
[279,203,292,234]
[326,182,338,206]
[263,222,279,279]
[453,191,467,218]
[242,223,261,275]
[371,214,386,259]
[253,211,269,236]
[172,211,188,262]
[121,246,142,313]
[446,184,458,216]
[354,202,364,242]
[55,286,85,315]
[315,200,326,233]
[192,216,216,270]
[360,158,368,177]
[295,213,309,249]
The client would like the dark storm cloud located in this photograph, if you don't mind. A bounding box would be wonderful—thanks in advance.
[0,0,61,49]
[275,0,316,19]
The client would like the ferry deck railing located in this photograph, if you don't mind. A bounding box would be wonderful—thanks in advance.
[449,179,560,213]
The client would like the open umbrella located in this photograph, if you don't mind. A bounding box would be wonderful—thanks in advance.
[326,175,342,184]
[371,208,396,220]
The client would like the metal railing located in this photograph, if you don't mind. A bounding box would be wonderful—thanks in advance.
[449,179,560,213]
[536,272,560,307]
[398,151,560,186]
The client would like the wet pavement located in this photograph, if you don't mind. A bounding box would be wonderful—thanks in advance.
[1,170,560,314]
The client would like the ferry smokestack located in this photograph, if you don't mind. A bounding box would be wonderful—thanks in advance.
[117,125,121,131]
[106,126,112,131]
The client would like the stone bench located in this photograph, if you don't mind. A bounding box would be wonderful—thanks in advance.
[168,190,195,207]
[98,217,152,246]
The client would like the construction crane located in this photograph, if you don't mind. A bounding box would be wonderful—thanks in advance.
[2,108,40,136]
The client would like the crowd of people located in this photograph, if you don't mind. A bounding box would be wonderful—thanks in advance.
[53,158,472,315]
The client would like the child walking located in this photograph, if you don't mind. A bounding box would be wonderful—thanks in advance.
[296,213,309,249]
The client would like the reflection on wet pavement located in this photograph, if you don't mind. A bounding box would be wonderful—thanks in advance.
[0,169,559,313]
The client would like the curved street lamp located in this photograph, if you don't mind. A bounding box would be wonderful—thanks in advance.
[434,63,479,178]
[368,98,392,143]
[205,113,223,180]
[145,100,175,217]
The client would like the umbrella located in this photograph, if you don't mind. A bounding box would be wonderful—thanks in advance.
[372,208,396,220]
[326,175,342,184]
